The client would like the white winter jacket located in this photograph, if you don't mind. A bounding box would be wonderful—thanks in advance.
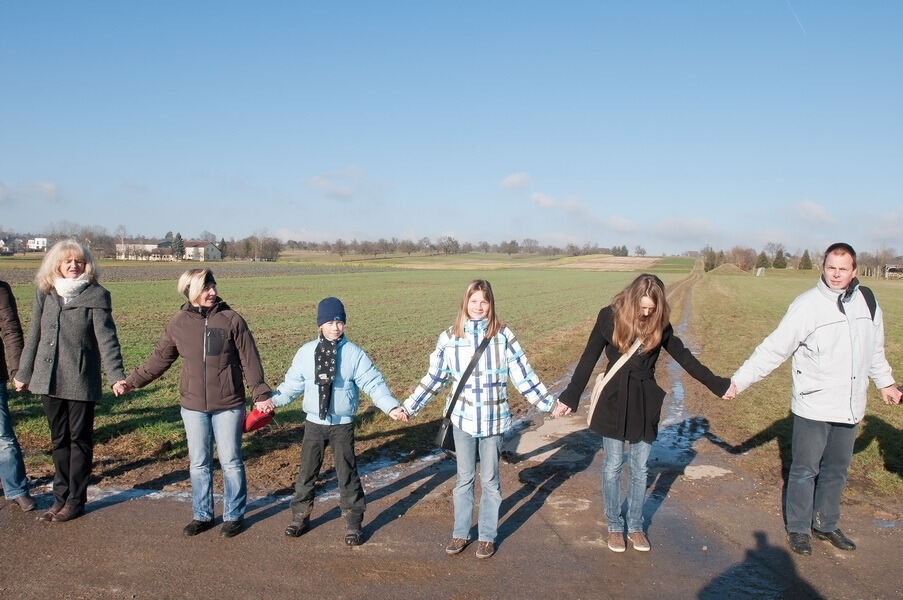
[732,277,894,424]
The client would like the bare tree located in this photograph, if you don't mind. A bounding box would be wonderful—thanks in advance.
[398,239,416,255]
[521,238,540,254]
[437,235,460,255]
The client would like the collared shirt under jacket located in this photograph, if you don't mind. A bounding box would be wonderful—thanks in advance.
[559,306,729,443]
[403,319,555,438]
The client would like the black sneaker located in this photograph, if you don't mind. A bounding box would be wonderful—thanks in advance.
[220,520,244,538]
[284,517,310,537]
[183,519,214,536]
[344,531,363,546]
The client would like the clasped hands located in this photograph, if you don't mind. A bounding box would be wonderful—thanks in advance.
[250,398,410,422]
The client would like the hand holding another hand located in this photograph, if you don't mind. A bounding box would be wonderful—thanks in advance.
[722,381,738,400]
[12,378,27,393]
[255,399,275,414]
[552,401,572,418]
[879,385,902,405]
[389,407,409,422]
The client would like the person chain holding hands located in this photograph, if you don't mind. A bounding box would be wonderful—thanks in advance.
[723,243,901,556]
[403,279,561,560]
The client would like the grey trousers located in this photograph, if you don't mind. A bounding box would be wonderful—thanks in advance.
[786,413,858,534]
[290,421,365,530]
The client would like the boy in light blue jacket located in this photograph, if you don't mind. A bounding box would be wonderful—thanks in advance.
[265,297,407,545]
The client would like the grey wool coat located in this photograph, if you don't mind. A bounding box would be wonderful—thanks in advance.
[16,282,126,402]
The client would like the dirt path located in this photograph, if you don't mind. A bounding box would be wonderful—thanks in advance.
[2,276,900,599]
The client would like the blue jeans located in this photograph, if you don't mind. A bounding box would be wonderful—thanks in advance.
[786,413,858,534]
[452,426,502,543]
[0,384,28,500]
[602,437,652,533]
[181,406,246,522]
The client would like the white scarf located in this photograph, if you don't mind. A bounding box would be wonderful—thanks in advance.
[53,274,91,299]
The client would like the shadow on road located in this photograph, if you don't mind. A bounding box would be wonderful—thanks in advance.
[698,531,823,599]
[496,429,602,547]
[241,454,456,538]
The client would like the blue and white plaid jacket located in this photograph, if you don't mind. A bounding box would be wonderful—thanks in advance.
[403,319,555,437]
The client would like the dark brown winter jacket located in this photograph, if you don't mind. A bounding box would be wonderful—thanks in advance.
[0,281,24,382]
[126,299,271,412]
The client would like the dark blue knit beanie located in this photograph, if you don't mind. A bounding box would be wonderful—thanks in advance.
[317,297,346,327]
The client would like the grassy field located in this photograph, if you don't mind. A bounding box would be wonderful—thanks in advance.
[690,268,903,498]
[7,256,900,500]
[6,259,693,483]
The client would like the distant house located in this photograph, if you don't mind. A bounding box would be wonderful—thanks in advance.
[885,264,903,280]
[183,241,222,261]
[26,237,48,251]
[116,240,220,261]
[116,240,167,260]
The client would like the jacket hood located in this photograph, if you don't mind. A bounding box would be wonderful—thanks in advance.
[58,281,112,310]
[179,297,230,317]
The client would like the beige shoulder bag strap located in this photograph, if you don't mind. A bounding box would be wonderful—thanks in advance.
[586,338,643,427]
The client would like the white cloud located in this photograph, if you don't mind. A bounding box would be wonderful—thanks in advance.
[868,208,903,246]
[606,215,637,233]
[651,217,721,243]
[794,200,835,225]
[500,172,530,190]
[530,192,557,208]
[27,181,61,203]
[308,175,353,200]
[304,166,390,202]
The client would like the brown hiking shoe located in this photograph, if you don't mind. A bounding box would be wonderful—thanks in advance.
[445,537,469,555]
[475,541,495,559]
[607,532,626,552]
[627,531,651,552]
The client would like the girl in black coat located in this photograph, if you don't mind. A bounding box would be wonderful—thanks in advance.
[555,274,729,553]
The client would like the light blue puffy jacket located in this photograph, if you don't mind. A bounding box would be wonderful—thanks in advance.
[270,336,399,425]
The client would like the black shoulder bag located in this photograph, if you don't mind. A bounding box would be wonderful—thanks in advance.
[435,335,492,456]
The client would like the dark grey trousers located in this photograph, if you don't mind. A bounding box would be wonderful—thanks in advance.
[290,421,365,530]
[786,413,858,534]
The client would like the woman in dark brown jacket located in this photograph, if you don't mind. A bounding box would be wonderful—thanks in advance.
[118,268,271,538]
[15,240,127,522]
[1,279,34,511]
[555,274,729,553]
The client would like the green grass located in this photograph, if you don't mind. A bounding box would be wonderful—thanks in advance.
[691,269,903,497]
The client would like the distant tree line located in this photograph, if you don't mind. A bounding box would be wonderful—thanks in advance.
[701,242,898,277]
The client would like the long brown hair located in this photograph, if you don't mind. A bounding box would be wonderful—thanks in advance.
[453,279,502,339]
[611,274,670,353]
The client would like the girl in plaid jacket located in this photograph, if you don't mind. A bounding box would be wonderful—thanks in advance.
[403,279,559,559]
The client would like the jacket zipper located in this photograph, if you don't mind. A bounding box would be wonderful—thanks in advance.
[203,316,208,411]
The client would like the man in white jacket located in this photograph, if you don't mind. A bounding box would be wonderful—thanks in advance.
[724,243,901,556]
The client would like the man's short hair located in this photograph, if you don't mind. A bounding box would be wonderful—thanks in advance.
[823,242,857,269]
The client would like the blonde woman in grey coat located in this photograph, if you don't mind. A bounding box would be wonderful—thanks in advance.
[14,239,127,523]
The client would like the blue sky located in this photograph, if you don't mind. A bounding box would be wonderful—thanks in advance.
[1,2,901,255]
